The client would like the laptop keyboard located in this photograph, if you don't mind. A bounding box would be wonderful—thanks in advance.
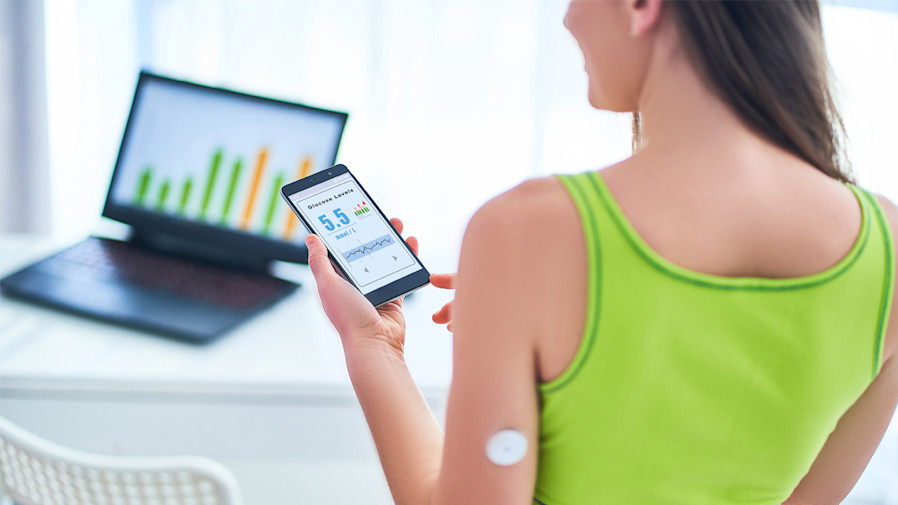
[38,237,293,310]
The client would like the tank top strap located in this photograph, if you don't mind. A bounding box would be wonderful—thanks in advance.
[853,184,896,375]
[551,172,607,393]
[555,170,669,286]
[555,170,631,257]
[555,171,609,263]
[558,170,693,279]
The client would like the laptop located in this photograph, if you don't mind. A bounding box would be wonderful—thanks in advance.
[0,71,348,342]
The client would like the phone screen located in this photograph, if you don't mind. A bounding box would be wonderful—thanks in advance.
[286,172,425,295]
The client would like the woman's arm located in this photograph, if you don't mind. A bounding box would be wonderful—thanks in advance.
[785,196,898,504]
[305,220,443,505]
[343,332,445,505]
[431,192,544,504]
[306,189,550,504]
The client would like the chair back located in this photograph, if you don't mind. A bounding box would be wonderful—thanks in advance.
[0,416,243,505]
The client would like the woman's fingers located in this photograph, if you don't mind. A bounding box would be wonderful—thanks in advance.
[432,301,452,324]
[406,236,419,256]
[430,273,456,289]
[386,221,448,325]
[431,274,456,330]
[390,217,419,255]
[306,234,341,284]
[390,218,404,235]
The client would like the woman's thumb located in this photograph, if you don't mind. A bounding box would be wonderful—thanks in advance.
[305,234,336,281]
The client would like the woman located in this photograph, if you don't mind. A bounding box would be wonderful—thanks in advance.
[305,0,898,503]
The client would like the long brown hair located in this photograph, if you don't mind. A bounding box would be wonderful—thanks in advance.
[633,0,853,184]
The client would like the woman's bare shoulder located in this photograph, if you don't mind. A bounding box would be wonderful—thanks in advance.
[460,175,587,301]
[482,176,572,210]
[467,176,580,239]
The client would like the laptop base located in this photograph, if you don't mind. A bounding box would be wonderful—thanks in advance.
[0,236,298,343]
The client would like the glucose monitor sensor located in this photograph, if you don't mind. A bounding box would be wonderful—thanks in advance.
[486,429,528,466]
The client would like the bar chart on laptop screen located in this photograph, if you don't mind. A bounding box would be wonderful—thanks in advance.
[131,147,315,240]
[110,79,345,243]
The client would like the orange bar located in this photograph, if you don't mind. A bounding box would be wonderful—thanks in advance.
[299,155,312,179]
[283,156,313,239]
[240,147,269,230]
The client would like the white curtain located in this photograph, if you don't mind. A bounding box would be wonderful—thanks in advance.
[0,0,49,233]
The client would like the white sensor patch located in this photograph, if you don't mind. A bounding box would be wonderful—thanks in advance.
[486,429,528,466]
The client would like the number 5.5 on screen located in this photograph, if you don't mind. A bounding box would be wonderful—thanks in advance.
[318,208,350,231]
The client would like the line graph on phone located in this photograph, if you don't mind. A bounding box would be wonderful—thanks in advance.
[342,235,394,262]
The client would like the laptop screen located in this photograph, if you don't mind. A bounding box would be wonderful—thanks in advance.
[106,72,347,250]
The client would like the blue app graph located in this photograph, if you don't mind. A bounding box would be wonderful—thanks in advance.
[343,235,394,263]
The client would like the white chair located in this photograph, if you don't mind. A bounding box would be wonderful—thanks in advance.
[0,416,243,505]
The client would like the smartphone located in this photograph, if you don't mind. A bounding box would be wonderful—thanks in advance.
[281,164,430,306]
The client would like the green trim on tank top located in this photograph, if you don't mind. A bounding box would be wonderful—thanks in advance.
[864,189,895,377]
[587,171,871,291]
[539,175,604,394]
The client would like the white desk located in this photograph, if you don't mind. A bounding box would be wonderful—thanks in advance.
[0,233,456,505]
[2,233,898,504]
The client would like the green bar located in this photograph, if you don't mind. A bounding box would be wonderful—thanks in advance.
[261,172,285,235]
[135,167,152,206]
[177,176,193,216]
[155,179,171,212]
[199,148,223,220]
[220,158,243,224]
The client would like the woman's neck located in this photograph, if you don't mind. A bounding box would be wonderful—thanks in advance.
[634,30,777,164]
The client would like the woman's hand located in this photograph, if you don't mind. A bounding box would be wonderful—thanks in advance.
[305,218,419,356]
[430,273,456,332]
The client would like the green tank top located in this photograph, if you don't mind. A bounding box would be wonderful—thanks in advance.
[533,171,894,505]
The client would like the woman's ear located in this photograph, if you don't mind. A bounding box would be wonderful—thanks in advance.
[627,0,663,37]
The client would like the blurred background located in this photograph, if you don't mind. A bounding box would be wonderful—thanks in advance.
[1,0,897,503]
[0,0,896,252]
